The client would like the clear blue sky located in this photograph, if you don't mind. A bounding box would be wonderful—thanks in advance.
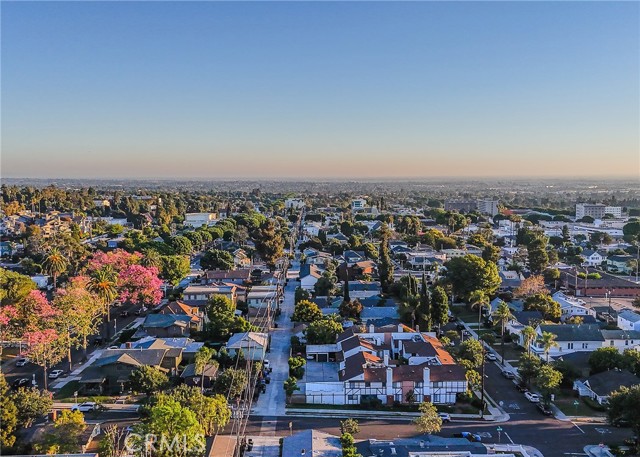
[2,1,638,179]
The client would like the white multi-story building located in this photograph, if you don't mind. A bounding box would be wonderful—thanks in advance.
[184,212,217,227]
[576,203,622,220]
[285,198,305,209]
[351,198,367,211]
[476,199,500,216]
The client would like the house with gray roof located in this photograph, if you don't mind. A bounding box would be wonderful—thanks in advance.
[356,435,495,457]
[574,369,640,405]
[601,330,640,353]
[533,324,605,360]
[225,332,268,361]
[618,309,640,331]
[139,314,192,338]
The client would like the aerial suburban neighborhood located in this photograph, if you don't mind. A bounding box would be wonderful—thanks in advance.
[2,1,639,457]
[1,181,640,457]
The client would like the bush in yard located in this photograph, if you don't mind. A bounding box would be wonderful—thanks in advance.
[288,356,306,379]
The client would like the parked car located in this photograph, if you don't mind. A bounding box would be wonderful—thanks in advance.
[536,403,553,416]
[48,369,65,379]
[120,310,129,317]
[485,352,497,361]
[72,402,97,412]
[456,323,465,331]
[453,432,482,442]
[12,378,29,389]
[501,370,515,379]
[524,392,541,403]
[516,383,528,393]
[438,413,451,423]
[264,375,271,384]
[263,360,270,369]
[15,358,28,367]
[611,417,630,428]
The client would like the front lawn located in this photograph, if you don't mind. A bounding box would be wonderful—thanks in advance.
[554,389,607,418]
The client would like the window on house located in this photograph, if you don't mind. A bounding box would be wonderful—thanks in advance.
[567,343,574,350]
[610,340,615,346]
[626,340,629,346]
[582,343,588,349]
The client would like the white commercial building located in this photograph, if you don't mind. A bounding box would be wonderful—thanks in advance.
[184,212,217,227]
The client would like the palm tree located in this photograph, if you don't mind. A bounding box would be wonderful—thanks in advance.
[87,266,118,338]
[194,346,217,392]
[141,249,162,268]
[493,302,514,364]
[521,326,537,355]
[540,331,559,363]
[469,290,489,331]
[43,247,68,290]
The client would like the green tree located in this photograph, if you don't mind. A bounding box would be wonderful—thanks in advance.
[539,331,559,363]
[160,255,191,285]
[314,272,336,297]
[413,401,442,434]
[38,410,86,454]
[253,219,285,270]
[521,325,537,355]
[589,347,625,374]
[482,244,501,264]
[518,353,542,387]
[294,287,310,305]
[339,298,363,319]
[87,266,118,336]
[527,238,549,275]
[457,338,484,369]
[206,295,254,341]
[163,385,230,436]
[201,249,234,271]
[623,348,640,376]
[340,418,360,436]
[194,346,218,392]
[418,274,432,331]
[288,356,307,379]
[292,299,323,323]
[306,317,343,344]
[608,385,640,439]
[535,365,563,406]
[468,290,489,330]
[524,293,561,321]
[129,365,169,397]
[133,398,205,457]
[430,285,449,328]
[43,247,69,290]
[378,225,394,293]
[283,377,299,402]
[12,387,53,428]
[493,302,514,364]
[141,248,163,268]
[214,368,248,398]
[445,255,500,301]
[0,374,17,448]
[171,236,193,255]
[0,268,35,305]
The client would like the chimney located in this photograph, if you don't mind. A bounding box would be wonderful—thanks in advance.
[386,367,393,390]
[383,352,389,366]
[415,324,420,333]
[125,342,132,349]
[420,440,425,448]
[369,324,375,334]
[423,366,430,385]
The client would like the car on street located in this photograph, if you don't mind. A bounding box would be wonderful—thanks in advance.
[12,378,29,389]
[501,370,515,379]
[485,352,497,361]
[48,369,65,379]
[15,357,28,367]
[72,402,97,412]
[438,413,451,423]
[456,323,465,331]
[516,383,528,393]
[108,345,120,349]
[453,432,482,442]
[536,402,553,416]
[524,391,541,403]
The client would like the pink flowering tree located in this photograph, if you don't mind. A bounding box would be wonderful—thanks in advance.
[0,305,17,366]
[14,290,61,334]
[24,329,66,390]
[86,249,162,307]
[119,264,163,307]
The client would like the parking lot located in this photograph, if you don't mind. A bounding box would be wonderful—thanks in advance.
[302,361,340,383]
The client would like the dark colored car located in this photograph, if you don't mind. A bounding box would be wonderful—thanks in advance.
[516,383,528,393]
[12,378,29,389]
[456,323,465,331]
[612,417,630,428]
[120,310,129,317]
[536,403,553,416]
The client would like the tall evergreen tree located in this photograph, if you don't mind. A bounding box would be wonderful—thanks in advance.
[343,270,350,303]
[430,285,449,329]
[378,226,394,293]
[419,273,432,331]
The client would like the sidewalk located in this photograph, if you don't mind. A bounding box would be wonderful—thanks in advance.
[50,348,105,390]
[284,407,509,422]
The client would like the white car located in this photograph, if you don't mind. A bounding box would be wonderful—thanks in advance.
[524,391,541,403]
[15,358,28,367]
[48,369,65,379]
[263,360,270,369]
[485,352,497,361]
[72,402,97,412]
[438,412,451,423]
